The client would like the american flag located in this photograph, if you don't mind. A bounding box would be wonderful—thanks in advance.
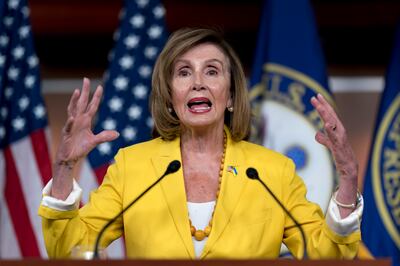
[0,0,52,258]
[78,0,167,257]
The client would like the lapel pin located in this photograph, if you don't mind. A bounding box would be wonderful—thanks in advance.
[227,165,238,176]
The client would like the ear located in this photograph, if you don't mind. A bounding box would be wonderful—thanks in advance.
[227,97,233,108]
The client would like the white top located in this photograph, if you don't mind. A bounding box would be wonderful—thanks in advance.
[41,179,363,257]
[187,201,216,257]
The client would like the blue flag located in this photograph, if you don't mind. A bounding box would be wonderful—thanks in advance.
[78,0,167,257]
[249,0,335,217]
[80,0,167,184]
[361,23,400,266]
[0,0,52,257]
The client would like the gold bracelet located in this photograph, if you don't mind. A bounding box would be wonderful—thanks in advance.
[332,190,362,209]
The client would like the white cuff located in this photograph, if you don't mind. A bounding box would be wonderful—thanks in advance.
[325,195,364,236]
[41,178,83,211]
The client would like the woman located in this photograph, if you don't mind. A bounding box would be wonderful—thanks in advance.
[39,28,362,259]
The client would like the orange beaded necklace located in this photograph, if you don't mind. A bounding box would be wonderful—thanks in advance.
[189,132,227,241]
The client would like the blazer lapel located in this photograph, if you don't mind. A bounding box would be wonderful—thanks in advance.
[200,130,249,258]
[151,137,195,259]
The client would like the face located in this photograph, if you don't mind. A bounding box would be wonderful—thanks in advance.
[171,43,232,131]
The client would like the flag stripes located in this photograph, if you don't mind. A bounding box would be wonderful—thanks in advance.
[0,0,52,258]
[30,129,52,185]
[76,0,167,258]
[0,202,21,257]
[4,147,41,257]
[1,129,51,257]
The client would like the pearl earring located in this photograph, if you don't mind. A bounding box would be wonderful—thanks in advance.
[168,107,173,113]
[227,106,234,112]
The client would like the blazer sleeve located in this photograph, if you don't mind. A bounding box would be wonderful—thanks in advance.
[281,158,361,259]
[38,150,126,258]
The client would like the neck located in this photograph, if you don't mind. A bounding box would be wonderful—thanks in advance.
[180,125,225,154]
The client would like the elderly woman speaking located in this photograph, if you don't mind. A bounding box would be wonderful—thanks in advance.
[39,28,362,259]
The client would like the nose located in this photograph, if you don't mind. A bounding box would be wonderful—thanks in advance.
[192,72,205,91]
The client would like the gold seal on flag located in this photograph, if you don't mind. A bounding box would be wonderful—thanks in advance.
[372,93,400,249]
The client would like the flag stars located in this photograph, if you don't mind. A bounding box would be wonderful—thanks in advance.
[34,105,46,119]
[12,46,25,60]
[130,14,145,28]
[122,126,137,141]
[19,25,30,38]
[12,117,26,131]
[0,35,9,47]
[132,84,147,99]
[144,46,157,59]
[0,127,5,140]
[146,117,154,128]
[124,34,140,49]
[8,67,19,80]
[98,142,112,155]
[147,25,162,39]
[8,0,20,9]
[138,65,152,78]
[136,0,149,8]
[113,30,120,41]
[19,96,29,111]
[127,105,142,120]
[4,87,13,99]
[153,6,165,19]
[119,55,134,70]
[113,75,129,90]
[118,8,126,20]
[1,107,8,119]
[27,55,38,68]
[4,17,14,28]
[21,6,29,17]
[25,75,35,88]
[0,54,5,67]
[108,97,124,112]
[102,118,117,130]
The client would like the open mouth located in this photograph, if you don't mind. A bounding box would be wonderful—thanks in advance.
[187,97,212,112]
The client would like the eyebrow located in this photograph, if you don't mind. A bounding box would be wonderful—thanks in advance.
[174,58,226,68]
[205,59,224,66]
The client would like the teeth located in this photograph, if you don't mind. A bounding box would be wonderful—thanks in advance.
[190,106,211,112]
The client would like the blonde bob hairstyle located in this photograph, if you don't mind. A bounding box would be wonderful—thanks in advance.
[150,28,251,141]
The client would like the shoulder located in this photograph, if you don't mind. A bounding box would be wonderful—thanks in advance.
[233,140,296,179]
[236,140,290,164]
[121,137,164,152]
[106,137,176,183]
[114,137,167,162]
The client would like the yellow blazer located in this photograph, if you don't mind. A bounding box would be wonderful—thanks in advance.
[39,129,360,259]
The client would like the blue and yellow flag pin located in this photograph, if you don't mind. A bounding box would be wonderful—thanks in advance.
[227,166,238,176]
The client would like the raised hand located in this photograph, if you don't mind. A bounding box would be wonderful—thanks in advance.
[51,78,119,199]
[311,94,359,217]
[56,78,119,165]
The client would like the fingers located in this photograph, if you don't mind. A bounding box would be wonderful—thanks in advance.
[314,131,331,148]
[311,94,337,124]
[311,93,342,151]
[93,130,120,145]
[68,77,103,118]
[67,89,80,117]
[76,77,91,114]
[311,94,343,135]
[311,94,358,183]
[86,85,103,117]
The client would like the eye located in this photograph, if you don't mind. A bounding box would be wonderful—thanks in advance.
[206,67,218,76]
[176,68,191,77]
